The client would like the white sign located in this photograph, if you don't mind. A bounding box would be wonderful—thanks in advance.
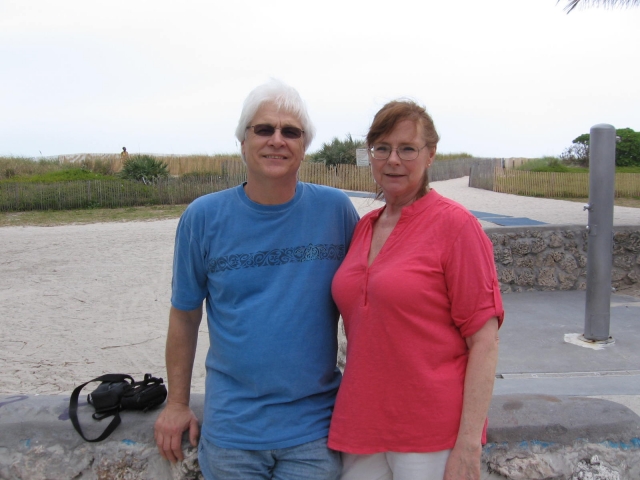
[356,149,369,167]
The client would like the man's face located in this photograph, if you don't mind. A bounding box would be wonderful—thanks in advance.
[241,103,305,185]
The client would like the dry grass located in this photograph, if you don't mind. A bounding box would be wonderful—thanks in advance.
[0,205,187,227]
[494,171,640,198]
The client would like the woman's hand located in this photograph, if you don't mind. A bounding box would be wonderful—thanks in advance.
[444,439,482,479]
[445,316,500,479]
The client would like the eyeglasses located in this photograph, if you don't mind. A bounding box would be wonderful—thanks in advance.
[369,144,429,161]
[246,124,305,140]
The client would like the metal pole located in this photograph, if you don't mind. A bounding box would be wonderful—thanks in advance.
[583,124,616,341]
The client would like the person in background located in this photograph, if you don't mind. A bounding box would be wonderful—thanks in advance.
[328,100,504,480]
[154,79,359,479]
[121,146,129,158]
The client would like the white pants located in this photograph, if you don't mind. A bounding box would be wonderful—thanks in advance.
[341,450,452,480]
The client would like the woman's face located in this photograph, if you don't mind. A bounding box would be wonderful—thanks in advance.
[369,119,436,204]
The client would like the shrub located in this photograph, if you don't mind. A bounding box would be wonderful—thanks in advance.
[308,134,365,166]
[119,155,169,183]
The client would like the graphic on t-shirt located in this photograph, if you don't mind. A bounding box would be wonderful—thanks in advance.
[208,243,346,272]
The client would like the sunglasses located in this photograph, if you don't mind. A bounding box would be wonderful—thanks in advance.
[247,124,304,140]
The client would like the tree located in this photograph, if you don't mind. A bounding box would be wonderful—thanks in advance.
[561,128,640,167]
[560,140,590,167]
[561,0,640,13]
[308,134,365,166]
[615,128,640,167]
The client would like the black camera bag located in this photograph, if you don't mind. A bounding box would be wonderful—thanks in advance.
[69,373,167,442]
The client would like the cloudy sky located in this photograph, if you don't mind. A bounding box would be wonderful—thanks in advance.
[1,0,638,159]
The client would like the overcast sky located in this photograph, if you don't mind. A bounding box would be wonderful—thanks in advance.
[1,0,638,159]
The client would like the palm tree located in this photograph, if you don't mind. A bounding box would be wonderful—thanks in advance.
[562,0,640,13]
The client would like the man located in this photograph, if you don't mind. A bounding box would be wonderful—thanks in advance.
[154,79,359,479]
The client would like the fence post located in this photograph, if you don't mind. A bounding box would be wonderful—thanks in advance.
[583,124,616,342]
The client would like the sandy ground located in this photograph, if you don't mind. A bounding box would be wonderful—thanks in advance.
[1,177,638,396]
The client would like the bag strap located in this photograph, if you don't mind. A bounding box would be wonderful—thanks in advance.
[139,373,161,387]
[69,374,134,442]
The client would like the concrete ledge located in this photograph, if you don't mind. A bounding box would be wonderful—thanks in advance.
[1,394,640,479]
[0,394,205,480]
[488,394,640,444]
[485,394,640,479]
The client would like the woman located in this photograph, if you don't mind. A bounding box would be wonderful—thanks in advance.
[328,100,504,480]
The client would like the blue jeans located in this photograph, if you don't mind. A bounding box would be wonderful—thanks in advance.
[198,435,341,480]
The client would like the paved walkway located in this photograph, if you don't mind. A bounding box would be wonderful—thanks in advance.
[349,177,640,417]
[346,176,640,227]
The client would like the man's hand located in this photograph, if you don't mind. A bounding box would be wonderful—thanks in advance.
[154,402,200,463]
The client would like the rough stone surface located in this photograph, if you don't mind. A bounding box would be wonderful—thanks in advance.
[0,394,205,480]
[487,226,640,294]
[485,395,640,479]
[3,394,640,480]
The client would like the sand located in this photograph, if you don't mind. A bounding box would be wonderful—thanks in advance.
[1,177,638,396]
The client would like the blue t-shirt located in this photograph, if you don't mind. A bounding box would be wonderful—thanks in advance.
[171,182,359,450]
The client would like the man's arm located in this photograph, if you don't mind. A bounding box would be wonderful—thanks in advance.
[154,305,203,463]
[444,317,499,480]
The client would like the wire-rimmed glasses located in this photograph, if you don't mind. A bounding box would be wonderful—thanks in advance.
[369,144,429,161]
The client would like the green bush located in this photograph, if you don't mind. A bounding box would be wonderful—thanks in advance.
[308,134,365,166]
[119,155,169,183]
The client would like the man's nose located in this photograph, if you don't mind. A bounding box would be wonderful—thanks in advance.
[268,129,286,146]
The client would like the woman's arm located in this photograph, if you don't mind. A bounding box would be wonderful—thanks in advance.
[444,317,500,480]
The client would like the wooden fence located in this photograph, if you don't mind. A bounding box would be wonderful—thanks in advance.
[469,167,640,198]
[1,157,492,212]
[60,155,487,190]
[8,157,634,213]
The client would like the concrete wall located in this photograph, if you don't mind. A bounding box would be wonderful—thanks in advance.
[487,226,640,294]
[1,394,639,479]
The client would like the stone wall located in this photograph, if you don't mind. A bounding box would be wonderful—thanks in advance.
[486,225,640,294]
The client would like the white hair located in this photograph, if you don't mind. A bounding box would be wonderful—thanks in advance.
[235,79,316,157]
